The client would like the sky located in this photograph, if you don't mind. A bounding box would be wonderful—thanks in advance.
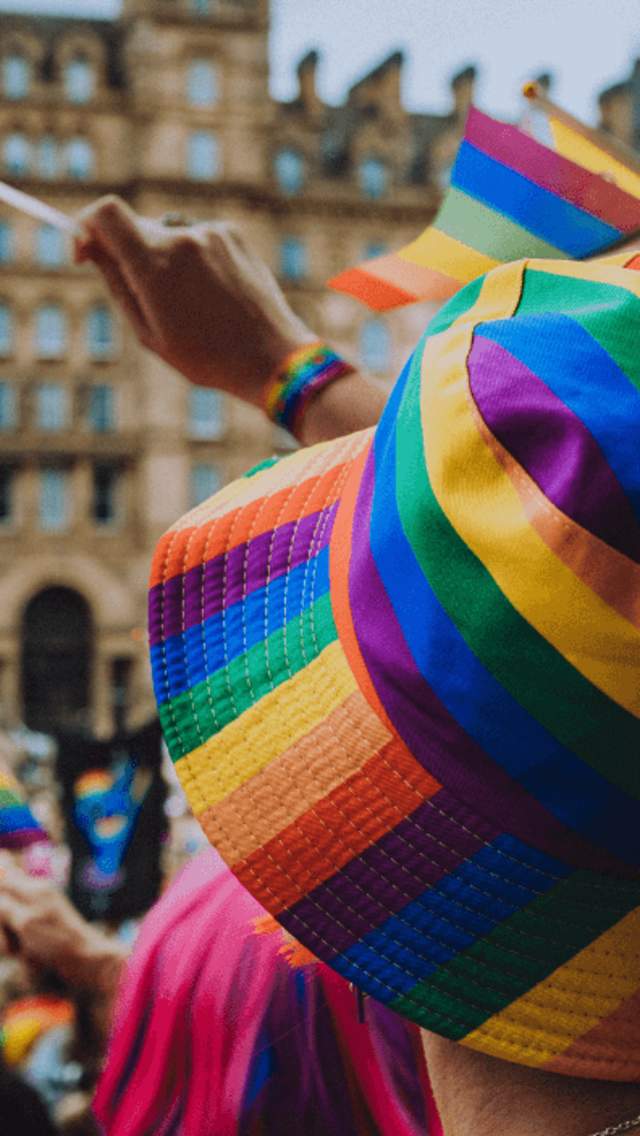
[0,0,637,122]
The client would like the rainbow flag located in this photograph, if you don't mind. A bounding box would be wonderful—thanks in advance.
[522,81,640,199]
[329,106,640,311]
[0,758,47,849]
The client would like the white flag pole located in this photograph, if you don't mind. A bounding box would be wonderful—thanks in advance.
[0,181,75,232]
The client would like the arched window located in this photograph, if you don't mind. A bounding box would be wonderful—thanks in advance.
[279,236,307,282]
[3,53,30,100]
[22,587,91,731]
[359,156,388,200]
[36,224,65,267]
[37,135,58,179]
[274,148,304,195]
[0,302,14,357]
[35,303,67,359]
[66,137,94,180]
[64,56,94,104]
[4,133,30,176]
[187,59,218,106]
[87,303,114,359]
[359,317,391,374]
[187,131,219,180]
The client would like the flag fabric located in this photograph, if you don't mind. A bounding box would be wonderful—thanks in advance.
[522,81,640,199]
[56,720,167,921]
[329,106,640,311]
[0,758,47,850]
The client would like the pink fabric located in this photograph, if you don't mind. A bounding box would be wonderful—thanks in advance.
[94,849,431,1135]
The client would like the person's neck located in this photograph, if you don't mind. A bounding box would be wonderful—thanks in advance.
[421,1032,640,1136]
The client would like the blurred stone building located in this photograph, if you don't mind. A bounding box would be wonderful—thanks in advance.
[0,0,479,735]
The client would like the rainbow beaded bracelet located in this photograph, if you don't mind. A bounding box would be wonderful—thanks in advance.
[263,341,356,435]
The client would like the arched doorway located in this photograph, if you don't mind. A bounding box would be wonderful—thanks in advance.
[21,587,93,733]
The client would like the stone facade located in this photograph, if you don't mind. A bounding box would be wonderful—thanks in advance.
[0,0,529,734]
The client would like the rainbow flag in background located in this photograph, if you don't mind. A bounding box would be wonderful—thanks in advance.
[0,759,47,849]
[522,81,640,199]
[329,105,640,311]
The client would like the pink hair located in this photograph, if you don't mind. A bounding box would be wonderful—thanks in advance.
[94,849,435,1135]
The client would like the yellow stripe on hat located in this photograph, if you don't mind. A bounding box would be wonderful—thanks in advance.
[421,263,640,717]
[399,226,499,283]
[175,639,357,815]
[462,905,640,1068]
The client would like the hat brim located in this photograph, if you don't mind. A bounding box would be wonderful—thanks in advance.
[150,420,640,1081]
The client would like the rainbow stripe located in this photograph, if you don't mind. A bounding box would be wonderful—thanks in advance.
[150,256,640,1079]
[0,762,47,849]
[328,107,640,311]
[263,341,355,434]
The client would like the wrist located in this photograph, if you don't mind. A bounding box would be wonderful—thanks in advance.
[262,340,356,437]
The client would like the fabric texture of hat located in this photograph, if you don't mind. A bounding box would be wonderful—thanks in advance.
[149,254,640,1081]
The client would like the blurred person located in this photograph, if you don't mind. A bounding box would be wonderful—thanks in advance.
[75,198,640,1136]
[0,849,433,1135]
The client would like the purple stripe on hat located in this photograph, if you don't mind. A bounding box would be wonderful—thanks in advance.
[149,503,337,646]
[469,333,640,563]
[344,445,631,875]
[282,787,500,959]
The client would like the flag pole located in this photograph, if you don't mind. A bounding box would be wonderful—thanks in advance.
[522,81,640,177]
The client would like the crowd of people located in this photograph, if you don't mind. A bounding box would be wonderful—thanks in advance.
[0,194,640,1136]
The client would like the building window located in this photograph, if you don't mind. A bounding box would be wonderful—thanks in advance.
[360,318,391,373]
[0,382,17,430]
[359,156,388,200]
[37,135,58,179]
[3,54,30,101]
[36,383,68,431]
[36,224,65,267]
[87,384,114,433]
[274,148,304,195]
[64,57,94,105]
[39,467,69,531]
[187,131,219,180]
[187,60,218,107]
[190,0,212,14]
[0,466,14,525]
[191,462,221,508]
[66,137,94,180]
[35,304,67,359]
[87,304,114,359]
[279,236,307,282]
[0,303,13,357]
[188,387,224,440]
[92,464,120,526]
[4,133,30,177]
[0,220,14,264]
[364,241,386,259]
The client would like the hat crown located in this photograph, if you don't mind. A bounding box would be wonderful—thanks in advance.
[340,259,640,871]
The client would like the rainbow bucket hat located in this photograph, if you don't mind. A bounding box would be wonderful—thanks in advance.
[149,256,640,1080]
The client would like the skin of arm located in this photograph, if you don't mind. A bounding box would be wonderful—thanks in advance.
[74,196,387,446]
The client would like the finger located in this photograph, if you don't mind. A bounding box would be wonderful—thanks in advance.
[76,196,151,288]
[88,245,151,344]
